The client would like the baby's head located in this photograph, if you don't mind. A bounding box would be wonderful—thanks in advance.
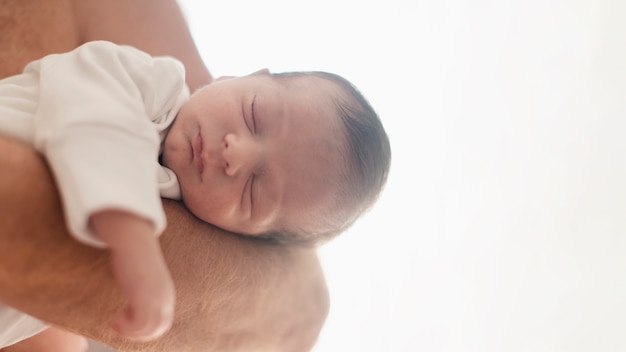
[163,70,390,245]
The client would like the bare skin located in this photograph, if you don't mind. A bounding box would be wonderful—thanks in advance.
[0,0,329,351]
[91,211,175,341]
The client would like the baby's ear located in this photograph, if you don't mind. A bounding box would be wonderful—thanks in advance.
[250,68,270,76]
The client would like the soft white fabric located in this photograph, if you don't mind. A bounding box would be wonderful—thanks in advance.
[0,307,48,348]
[0,41,190,347]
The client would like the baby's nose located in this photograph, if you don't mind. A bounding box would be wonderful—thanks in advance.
[222,133,258,177]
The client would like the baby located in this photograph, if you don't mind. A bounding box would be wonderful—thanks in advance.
[0,41,390,346]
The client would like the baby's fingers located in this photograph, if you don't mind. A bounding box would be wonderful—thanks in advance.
[111,302,174,341]
[103,227,176,341]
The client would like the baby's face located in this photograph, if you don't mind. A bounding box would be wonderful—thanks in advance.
[162,72,345,236]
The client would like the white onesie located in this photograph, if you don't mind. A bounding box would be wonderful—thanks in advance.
[0,41,190,348]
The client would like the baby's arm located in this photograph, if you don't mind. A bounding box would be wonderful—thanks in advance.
[90,210,175,341]
[28,42,185,341]
[0,135,330,351]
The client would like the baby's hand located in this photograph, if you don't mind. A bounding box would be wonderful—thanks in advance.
[91,210,176,341]
[109,241,175,340]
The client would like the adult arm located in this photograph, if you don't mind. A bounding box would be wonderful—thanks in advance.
[0,0,329,350]
[0,0,211,91]
[0,136,329,352]
[71,0,212,91]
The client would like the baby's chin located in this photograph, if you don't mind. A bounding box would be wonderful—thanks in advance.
[160,146,175,169]
[161,131,189,163]
[161,147,187,177]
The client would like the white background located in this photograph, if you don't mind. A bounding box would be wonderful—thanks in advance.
[175,1,626,351]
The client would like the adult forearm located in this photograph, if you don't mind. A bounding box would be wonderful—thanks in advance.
[0,135,114,335]
[0,136,329,351]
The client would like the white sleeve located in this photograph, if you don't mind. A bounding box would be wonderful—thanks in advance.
[0,305,47,348]
[30,41,187,248]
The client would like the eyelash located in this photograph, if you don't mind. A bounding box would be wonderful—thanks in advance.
[250,95,257,134]
[249,174,255,209]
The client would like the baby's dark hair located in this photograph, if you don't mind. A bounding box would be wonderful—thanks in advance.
[260,71,391,246]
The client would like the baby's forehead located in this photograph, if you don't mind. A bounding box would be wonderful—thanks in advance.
[278,77,346,117]
[265,73,341,94]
